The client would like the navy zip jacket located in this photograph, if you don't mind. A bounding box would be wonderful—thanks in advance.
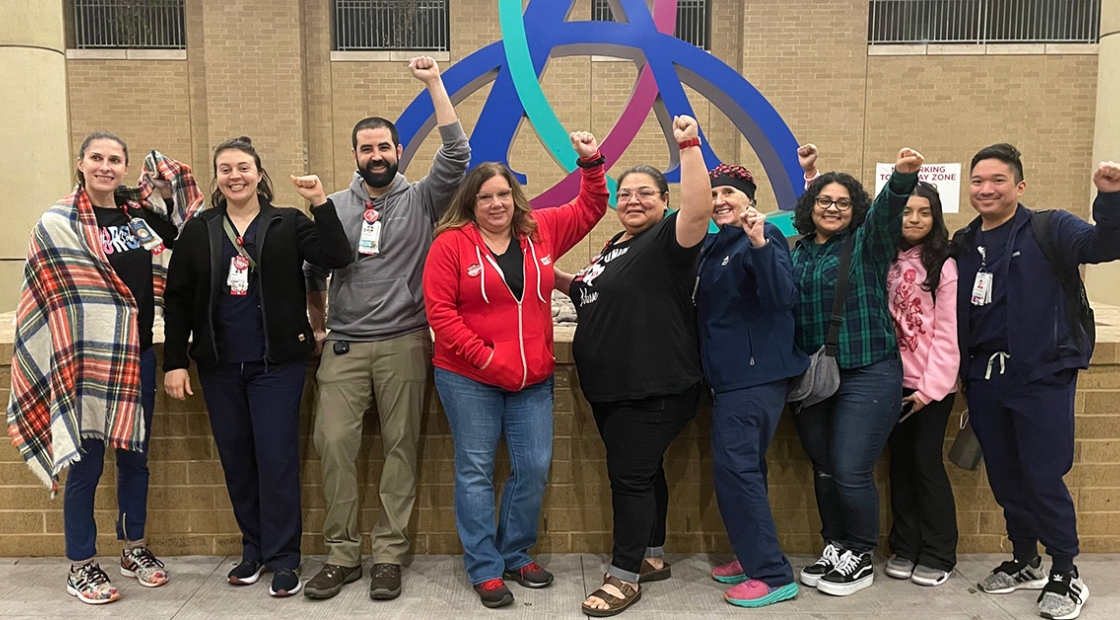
[695,221,810,392]
[954,192,1120,383]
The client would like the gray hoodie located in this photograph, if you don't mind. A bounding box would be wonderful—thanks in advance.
[305,121,470,342]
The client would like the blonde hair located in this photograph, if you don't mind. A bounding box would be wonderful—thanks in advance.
[434,162,538,239]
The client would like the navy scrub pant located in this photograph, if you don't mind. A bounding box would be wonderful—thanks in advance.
[199,361,306,571]
[966,362,1079,572]
[711,379,795,588]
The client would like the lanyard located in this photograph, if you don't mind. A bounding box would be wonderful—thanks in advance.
[223,217,258,271]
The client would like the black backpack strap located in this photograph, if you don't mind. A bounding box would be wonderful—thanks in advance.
[1031,209,1094,350]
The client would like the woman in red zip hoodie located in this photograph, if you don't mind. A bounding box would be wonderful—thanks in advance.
[422,131,608,609]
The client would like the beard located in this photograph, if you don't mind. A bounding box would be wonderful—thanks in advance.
[357,158,399,189]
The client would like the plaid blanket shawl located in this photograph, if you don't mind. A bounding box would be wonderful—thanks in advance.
[7,153,203,492]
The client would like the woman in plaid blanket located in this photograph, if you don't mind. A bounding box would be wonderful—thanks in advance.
[9,132,193,604]
[162,137,352,598]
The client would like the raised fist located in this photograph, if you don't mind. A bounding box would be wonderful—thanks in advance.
[1094,161,1120,193]
[797,144,819,174]
[741,206,767,247]
[896,148,925,175]
[570,131,600,159]
[290,174,328,207]
[672,115,699,143]
[409,56,441,83]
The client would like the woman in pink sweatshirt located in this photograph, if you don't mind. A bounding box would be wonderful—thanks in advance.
[883,181,960,588]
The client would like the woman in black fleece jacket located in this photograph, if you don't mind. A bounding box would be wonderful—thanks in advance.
[162,137,352,597]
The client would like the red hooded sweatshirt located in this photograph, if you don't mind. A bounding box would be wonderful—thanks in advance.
[423,163,608,391]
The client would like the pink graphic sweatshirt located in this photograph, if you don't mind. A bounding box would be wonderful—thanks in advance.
[887,246,960,405]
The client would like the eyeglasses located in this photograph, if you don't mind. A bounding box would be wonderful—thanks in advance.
[617,188,663,202]
[477,189,513,205]
[814,196,852,211]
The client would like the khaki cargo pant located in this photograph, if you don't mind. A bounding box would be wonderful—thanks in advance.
[313,329,432,567]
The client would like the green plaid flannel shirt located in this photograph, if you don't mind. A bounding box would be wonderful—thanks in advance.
[792,171,918,369]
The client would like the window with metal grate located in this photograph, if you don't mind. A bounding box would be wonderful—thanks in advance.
[868,0,1101,45]
[73,0,186,49]
[333,0,450,52]
[591,0,711,51]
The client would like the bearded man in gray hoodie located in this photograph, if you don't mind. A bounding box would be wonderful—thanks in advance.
[302,56,470,601]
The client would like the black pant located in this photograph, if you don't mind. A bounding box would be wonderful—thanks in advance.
[590,384,700,581]
[887,390,958,572]
[199,361,307,571]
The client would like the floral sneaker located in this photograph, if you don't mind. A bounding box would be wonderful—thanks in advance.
[121,546,170,587]
[67,562,121,605]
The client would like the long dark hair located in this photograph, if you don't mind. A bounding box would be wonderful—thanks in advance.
[793,172,872,237]
[896,181,951,295]
[210,136,275,207]
[434,162,538,239]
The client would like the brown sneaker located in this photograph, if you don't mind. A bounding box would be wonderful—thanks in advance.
[304,563,362,600]
[369,563,402,600]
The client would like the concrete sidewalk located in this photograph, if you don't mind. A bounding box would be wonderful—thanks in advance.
[0,553,1114,619]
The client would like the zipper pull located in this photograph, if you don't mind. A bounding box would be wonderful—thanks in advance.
[750,357,755,366]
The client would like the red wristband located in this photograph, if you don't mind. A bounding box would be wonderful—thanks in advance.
[678,138,701,150]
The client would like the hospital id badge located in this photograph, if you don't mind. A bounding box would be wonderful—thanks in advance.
[971,271,992,306]
[128,218,165,254]
[228,256,249,296]
[359,209,382,256]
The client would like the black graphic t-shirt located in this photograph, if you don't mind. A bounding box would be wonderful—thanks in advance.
[95,207,157,351]
[569,211,703,402]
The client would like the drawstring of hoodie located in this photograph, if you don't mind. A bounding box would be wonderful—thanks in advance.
[527,238,547,304]
[474,245,489,303]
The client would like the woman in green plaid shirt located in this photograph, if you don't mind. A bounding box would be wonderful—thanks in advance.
[790,146,923,597]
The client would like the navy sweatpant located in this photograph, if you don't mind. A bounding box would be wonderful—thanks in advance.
[199,361,306,571]
[711,380,794,588]
[966,366,1079,571]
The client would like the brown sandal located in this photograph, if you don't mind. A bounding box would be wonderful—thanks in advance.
[582,574,642,617]
[638,558,671,583]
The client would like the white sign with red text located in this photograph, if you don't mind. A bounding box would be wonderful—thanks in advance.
[875,163,961,214]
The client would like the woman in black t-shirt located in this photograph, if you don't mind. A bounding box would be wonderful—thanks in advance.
[554,116,712,617]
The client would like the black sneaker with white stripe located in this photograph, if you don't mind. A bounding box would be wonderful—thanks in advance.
[1037,568,1088,620]
[817,550,874,596]
[799,542,841,587]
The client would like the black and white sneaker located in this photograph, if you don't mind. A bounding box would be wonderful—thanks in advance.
[978,556,1047,594]
[227,559,265,585]
[269,568,302,597]
[1037,569,1088,620]
[817,550,874,596]
[800,542,841,588]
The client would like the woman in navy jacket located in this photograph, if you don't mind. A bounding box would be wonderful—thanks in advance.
[694,164,809,608]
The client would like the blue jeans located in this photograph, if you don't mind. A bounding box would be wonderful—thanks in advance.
[434,368,554,585]
[792,357,902,553]
[711,380,794,587]
[64,348,157,561]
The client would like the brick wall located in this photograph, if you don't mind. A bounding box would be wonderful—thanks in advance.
[1,341,1119,557]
